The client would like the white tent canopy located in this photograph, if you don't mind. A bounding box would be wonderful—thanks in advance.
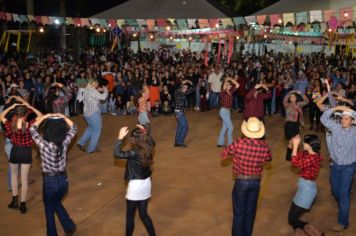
[254,0,355,15]
[92,0,228,19]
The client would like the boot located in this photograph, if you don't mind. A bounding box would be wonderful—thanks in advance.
[286,147,292,161]
[8,196,18,209]
[19,202,27,214]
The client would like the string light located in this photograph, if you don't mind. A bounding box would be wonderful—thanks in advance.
[236,36,240,40]
[278,19,282,24]
[189,36,192,41]
[103,29,106,32]
[90,26,93,30]
[344,12,349,18]
[108,23,111,27]
[39,27,44,33]
[215,23,219,28]
[133,33,137,37]
[166,26,171,31]
[169,36,173,40]
[54,19,60,25]
[150,34,154,39]
[77,24,80,27]
[263,34,267,39]
[96,28,101,33]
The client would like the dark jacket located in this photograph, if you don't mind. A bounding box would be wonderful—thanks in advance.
[114,140,152,181]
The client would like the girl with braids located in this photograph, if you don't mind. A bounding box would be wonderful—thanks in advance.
[114,125,156,236]
[0,96,43,214]
[30,113,77,236]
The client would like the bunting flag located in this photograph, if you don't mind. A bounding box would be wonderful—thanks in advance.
[116,19,125,28]
[324,10,335,23]
[81,18,90,26]
[99,19,108,27]
[137,19,146,27]
[146,19,155,30]
[296,12,307,25]
[310,10,322,22]
[73,18,81,26]
[187,19,196,28]
[245,16,256,25]
[66,17,74,25]
[328,16,339,30]
[12,14,21,22]
[90,18,101,26]
[339,7,353,26]
[177,19,187,29]
[283,13,295,26]
[19,15,28,23]
[108,19,117,28]
[41,16,50,25]
[157,19,168,27]
[5,13,12,21]
[233,17,246,26]
[221,18,233,28]
[199,19,210,28]
[257,15,267,25]
[126,19,137,26]
[48,17,57,24]
[27,15,35,22]
[320,23,327,32]
[35,16,41,24]
[209,18,218,28]
[0,12,6,20]
[270,14,282,26]
[167,18,176,26]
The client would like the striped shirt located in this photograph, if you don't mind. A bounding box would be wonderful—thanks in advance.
[83,87,108,116]
[30,124,77,173]
[320,109,356,165]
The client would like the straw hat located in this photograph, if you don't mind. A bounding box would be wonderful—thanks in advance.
[241,117,265,139]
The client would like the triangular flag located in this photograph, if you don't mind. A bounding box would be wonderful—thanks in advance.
[310,10,322,22]
[256,15,266,25]
[187,19,196,28]
[198,19,209,28]
[66,17,74,25]
[18,15,28,23]
[27,15,35,22]
[283,13,294,26]
[12,14,21,22]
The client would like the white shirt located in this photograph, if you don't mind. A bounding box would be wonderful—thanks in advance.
[208,72,223,93]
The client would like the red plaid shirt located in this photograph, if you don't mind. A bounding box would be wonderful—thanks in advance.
[291,151,322,181]
[220,87,237,109]
[138,92,150,113]
[221,137,272,176]
[5,120,35,147]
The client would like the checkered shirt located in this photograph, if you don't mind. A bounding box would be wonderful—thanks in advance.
[220,87,237,109]
[138,92,150,113]
[221,137,272,176]
[83,87,108,116]
[291,151,323,181]
[30,124,77,173]
[5,120,35,147]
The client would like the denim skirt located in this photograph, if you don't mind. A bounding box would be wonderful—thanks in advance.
[293,177,317,209]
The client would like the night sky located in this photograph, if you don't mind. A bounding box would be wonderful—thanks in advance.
[3,0,127,17]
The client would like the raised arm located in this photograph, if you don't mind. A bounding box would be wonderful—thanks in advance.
[0,103,18,123]
[113,127,137,159]
[316,93,329,112]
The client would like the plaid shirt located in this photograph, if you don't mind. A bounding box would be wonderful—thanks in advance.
[5,120,35,147]
[291,151,322,181]
[174,86,194,111]
[220,87,237,109]
[138,92,150,113]
[30,124,77,173]
[83,87,108,116]
[221,137,272,176]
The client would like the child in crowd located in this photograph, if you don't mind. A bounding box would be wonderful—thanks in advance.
[115,95,127,115]
[151,100,161,117]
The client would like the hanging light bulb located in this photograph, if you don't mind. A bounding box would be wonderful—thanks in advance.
[90,26,93,30]
[108,23,111,27]
[215,23,219,28]
[166,26,171,31]
[189,36,192,41]
[96,28,101,33]
[344,12,349,18]
[263,34,268,39]
[77,24,80,27]
[278,19,282,24]
[328,28,332,32]
[150,34,154,39]
[169,36,173,40]
[236,36,240,40]
[103,29,106,32]
[39,27,44,33]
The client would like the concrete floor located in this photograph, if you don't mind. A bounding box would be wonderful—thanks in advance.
[0,110,355,236]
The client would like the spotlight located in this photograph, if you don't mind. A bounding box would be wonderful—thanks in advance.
[54,19,60,25]
[39,27,44,33]
[96,28,101,33]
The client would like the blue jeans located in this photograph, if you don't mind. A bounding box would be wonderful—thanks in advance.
[195,87,200,108]
[218,108,233,145]
[138,112,150,125]
[43,174,75,236]
[175,111,188,145]
[209,92,220,109]
[77,111,102,153]
[232,179,260,236]
[330,163,356,227]
[4,138,12,191]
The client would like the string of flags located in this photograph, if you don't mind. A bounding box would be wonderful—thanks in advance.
[0,5,355,32]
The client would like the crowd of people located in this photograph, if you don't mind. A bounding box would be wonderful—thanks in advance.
[1,46,356,236]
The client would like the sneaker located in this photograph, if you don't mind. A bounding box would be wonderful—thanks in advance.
[174,143,188,148]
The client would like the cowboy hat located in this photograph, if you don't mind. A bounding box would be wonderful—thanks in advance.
[241,117,265,139]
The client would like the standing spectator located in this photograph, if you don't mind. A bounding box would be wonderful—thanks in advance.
[293,70,308,95]
[77,78,108,154]
[243,84,272,122]
[221,117,272,236]
[138,86,150,125]
[208,65,223,109]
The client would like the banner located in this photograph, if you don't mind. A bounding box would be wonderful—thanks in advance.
[221,18,234,28]
[257,15,266,25]
[270,14,281,26]
[310,10,322,22]
[245,16,256,25]
[199,19,210,28]
[233,17,246,26]
[296,12,308,25]
[283,13,295,26]
[187,19,196,28]
[177,19,187,29]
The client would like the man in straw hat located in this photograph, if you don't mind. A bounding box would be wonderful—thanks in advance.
[221,117,272,236]
[320,105,356,232]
